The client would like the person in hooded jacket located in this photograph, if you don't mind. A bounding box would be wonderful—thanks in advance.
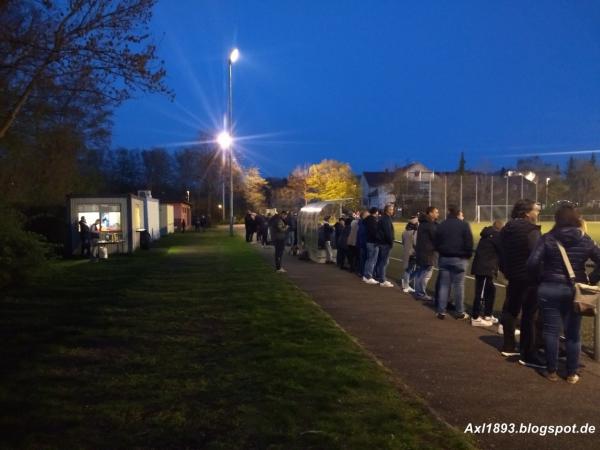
[499,199,543,368]
[471,220,504,326]
[400,216,419,293]
[414,206,440,300]
[527,204,600,384]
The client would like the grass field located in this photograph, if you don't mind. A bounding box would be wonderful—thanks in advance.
[391,220,599,350]
[0,230,473,449]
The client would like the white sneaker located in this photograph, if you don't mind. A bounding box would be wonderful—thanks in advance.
[472,317,493,327]
[364,278,379,285]
[276,268,286,273]
[402,286,415,293]
[484,315,499,324]
[497,324,520,336]
[380,281,394,288]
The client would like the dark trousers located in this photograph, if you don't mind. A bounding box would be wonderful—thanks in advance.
[347,245,358,272]
[472,275,496,319]
[261,227,269,246]
[81,239,90,257]
[375,244,392,282]
[245,228,254,242]
[358,245,367,276]
[336,246,346,268]
[501,279,541,356]
[274,239,285,270]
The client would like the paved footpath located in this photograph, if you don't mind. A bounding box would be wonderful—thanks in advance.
[257,245,600,450]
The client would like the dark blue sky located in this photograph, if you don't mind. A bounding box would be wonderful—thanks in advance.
[113,1,600,177]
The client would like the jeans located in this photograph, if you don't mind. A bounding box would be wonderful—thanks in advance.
[501,279,542,356]
[401,257,417,289]
[274,239,285,270]
[324,241,333,262]
[414,265,434,298]
[538,282,581,375]
[472,275,496,319]
[363,242,379,279]
[437,256,468,315]
[437,256,468,314]
[375,244,392,282]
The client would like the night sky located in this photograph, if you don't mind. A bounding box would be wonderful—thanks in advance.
[112,1,600,177]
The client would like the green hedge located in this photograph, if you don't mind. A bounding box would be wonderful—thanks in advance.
[0,203,50,289]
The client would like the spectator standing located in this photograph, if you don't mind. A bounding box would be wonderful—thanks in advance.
[413,206,440,300]
[499,199,543,367]
[527,204,600,383]
[356,210,370,276]
[347,212,360,273]
[322,217,335,264]
[270,211,288,272]
[400,216,419,293]
[362,207,380,284]
[79,216,91,257]
[90,219,101,261]
[244,211,256,242]
[435,206,473,319]
[375,203,395,287]
[470,220,503,326]
[335,217,347,268]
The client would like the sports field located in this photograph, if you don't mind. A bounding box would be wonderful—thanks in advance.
[390,220,600,351]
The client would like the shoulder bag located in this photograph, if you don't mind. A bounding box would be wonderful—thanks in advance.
[556,241,600,317]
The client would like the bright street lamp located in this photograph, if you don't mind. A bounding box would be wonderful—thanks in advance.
[229,48,240,64]
[217,131,233,150]
[545,177,551,209]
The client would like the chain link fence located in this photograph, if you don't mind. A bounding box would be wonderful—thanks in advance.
[398,173,542,222]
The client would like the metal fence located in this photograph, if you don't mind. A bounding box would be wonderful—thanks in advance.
[398,174,544,222]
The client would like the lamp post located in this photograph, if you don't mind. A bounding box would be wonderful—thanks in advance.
[545,177,551,209]
[227,48,239,237]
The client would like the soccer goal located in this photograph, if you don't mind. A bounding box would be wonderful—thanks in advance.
[476,205,512,223]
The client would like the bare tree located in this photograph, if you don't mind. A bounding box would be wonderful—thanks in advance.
[0,0,171,138]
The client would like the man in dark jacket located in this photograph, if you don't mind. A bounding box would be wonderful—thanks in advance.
[471,220,503,326]
[414,206,439,299]
[244,211,255,242]
[434,206,474,319]
[499,199,543,367]
[362,207,380,284]
[79,216,91,257]
[375,203,395,287]
[255,214,265,245]
[270,211,288,272]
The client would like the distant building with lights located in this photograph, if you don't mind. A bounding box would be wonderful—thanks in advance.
[360,162,433,209]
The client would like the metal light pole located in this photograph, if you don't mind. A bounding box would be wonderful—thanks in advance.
[227,48,239,237]
[545,177,551,209]
[490,175,494,222]
[520,175,524,199]
[474,175,478,222]
[505,175,509,221]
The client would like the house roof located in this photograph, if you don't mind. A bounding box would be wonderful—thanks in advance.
[362,171,395,186]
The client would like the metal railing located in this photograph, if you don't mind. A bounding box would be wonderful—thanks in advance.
[392,239,600,361]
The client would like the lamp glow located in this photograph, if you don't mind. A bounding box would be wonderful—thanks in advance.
[229,48,240,63]
[217,131,233,150]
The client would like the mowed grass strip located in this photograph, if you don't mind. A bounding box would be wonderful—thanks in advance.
[0,230,473,449]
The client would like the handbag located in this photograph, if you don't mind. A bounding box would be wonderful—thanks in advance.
[556,241,600,317]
